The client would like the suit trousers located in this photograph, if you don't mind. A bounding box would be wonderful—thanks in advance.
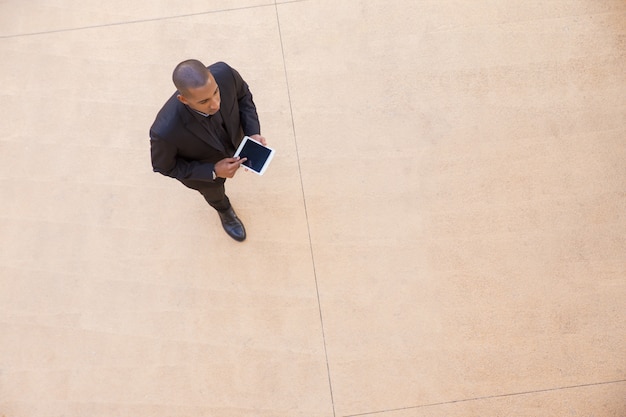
[179,176,231,211]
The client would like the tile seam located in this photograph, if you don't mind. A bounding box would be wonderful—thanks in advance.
[273,1,336,416]
[0,3,276,39]
[342,378,626,417]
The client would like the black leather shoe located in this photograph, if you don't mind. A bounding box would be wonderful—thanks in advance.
[218,207,246,241]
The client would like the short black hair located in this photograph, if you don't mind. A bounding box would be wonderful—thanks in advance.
[172,59,210,96]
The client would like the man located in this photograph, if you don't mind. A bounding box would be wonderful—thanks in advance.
[150,60,266,241]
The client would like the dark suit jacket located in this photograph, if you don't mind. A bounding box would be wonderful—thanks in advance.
[149,62,260,191]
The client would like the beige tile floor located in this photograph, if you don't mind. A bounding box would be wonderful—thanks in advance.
[1,1,625,416]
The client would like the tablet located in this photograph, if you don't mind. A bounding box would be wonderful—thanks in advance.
[234,136,275,175]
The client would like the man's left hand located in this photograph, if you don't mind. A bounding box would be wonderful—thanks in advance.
[250,134,267,146]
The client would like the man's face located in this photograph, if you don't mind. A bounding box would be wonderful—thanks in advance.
[177,71,221,116]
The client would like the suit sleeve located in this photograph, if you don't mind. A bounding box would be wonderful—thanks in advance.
[150,131,215,182]
[228,65,261,136]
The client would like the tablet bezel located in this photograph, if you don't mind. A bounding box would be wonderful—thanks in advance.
[233,135,275,176]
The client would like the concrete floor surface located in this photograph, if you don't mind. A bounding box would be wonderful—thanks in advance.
[1,1,625,416]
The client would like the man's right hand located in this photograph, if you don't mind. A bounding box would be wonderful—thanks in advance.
[214,156,247,179]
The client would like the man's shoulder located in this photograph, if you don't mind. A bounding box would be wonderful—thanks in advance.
[150,92,187,138]
[208,61,238,84]
[208,61,232,73]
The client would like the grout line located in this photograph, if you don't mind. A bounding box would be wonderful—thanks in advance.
[343,379,626,417]
[273,2,336,417]
[0,0,312,39]
[0,3,272,39]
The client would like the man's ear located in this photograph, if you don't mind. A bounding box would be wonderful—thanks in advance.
[176,94,188,105]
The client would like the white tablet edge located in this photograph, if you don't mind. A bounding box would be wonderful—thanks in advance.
[233,136,275,176]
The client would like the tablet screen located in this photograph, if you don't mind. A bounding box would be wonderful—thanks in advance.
[238,138,272,173]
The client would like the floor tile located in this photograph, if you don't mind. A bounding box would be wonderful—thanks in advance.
[278,0,626,415]
[0,4,332,417]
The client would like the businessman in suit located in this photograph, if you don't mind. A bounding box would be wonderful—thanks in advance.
[150,60,266,241]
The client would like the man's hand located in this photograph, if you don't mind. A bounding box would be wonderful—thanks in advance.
[214,156,247,178]
[250,134,267,146]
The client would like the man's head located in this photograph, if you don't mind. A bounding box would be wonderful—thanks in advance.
[173,59,221,116]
